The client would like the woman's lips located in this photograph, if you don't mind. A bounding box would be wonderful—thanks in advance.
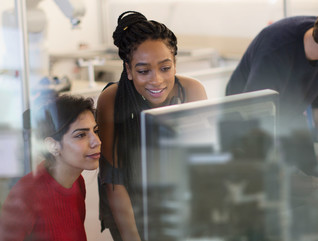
[147,87,166,97]
[149,89,163,93]
[87,153,100,159]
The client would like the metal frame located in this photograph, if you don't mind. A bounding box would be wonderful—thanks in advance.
[15,0,32,174]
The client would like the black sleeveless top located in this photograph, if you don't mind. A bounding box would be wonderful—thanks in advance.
[98,76,186,238]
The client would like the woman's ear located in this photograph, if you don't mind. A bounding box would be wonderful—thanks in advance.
[125,62,133,80]
[44,137,61,157]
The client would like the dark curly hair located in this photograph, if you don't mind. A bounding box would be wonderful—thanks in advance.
[36,94,95,163]
[113,11,177,63]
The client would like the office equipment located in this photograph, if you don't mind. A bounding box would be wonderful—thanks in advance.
[140,89,282,241]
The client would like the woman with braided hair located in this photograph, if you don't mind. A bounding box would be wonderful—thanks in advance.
[96,11,207,241]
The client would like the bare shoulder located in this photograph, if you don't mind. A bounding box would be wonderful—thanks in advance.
[176,74,208,102]
[97,83,118,114]
[96,83,118,128]
[96,83,118,165]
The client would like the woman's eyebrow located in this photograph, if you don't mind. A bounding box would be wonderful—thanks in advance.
[134,58,172,68]
[72,128,89,134]
[135,62,149,67]
[158,58,172,64]
[72,124,98,133]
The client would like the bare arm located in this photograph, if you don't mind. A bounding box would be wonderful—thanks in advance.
[176,75,208,102]
[106,184,141,241]
[96,85,141,241]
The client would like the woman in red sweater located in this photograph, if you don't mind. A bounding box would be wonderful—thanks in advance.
[0,94,101,241]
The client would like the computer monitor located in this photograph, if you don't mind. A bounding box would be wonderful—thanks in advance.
[140,89,282,241]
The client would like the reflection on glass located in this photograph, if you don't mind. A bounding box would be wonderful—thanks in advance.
[0,1,25,216]
[0,2,24,178]
[141,88,318,241]
[140,89,279,241]
[140,89,318,241]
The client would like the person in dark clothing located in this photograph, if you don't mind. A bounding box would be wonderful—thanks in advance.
[226,16,318,239]
[226,16,318,117]
[226,16,318,174]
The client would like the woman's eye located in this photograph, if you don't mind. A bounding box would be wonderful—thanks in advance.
[162,66,171,72]
[94,129,99,135]
[137,70,149,74]
[75,133,86,138]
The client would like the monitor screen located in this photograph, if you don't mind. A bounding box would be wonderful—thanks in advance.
[140,89,282,241]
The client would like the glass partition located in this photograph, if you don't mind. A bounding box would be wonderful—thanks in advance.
[139,89,318,241]
[140,88,318,241]
[140,90,279,240]
[0,0,27,209]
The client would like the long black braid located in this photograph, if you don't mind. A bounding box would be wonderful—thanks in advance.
[112,11,179,189]
[313,17,318,43]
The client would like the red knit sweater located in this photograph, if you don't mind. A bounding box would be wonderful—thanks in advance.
[0,162,87,241]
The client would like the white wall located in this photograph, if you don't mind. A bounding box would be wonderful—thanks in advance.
[105,0,283,39]
[102,0,318,57]
[20,0,317,55]
[2,0,318,56]
[39,0,102,53]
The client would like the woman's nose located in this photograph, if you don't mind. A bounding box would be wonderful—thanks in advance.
[150,71,163,85]
[90,132,101,148]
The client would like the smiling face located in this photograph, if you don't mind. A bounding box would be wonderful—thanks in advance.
[55,110,101,173]
[126,39,177,108]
